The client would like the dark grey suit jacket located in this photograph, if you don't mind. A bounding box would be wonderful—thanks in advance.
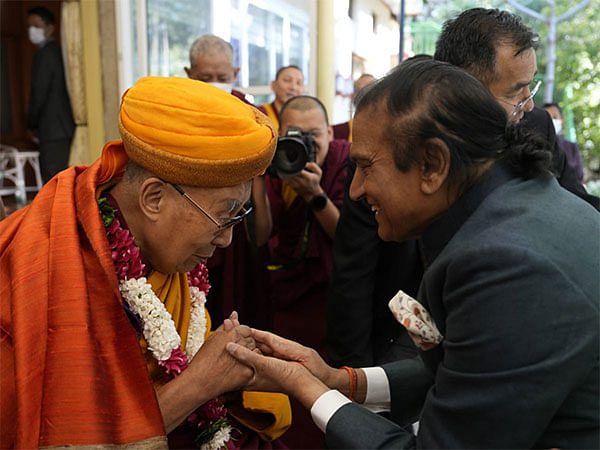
[27,39,75,143]
[326,163,600,449]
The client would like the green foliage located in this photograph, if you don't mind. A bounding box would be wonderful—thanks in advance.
[422,0,600,170]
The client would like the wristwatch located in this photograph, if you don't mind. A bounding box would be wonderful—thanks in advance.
[309,193,328,211]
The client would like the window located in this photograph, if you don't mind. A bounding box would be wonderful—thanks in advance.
[116,0,311,100]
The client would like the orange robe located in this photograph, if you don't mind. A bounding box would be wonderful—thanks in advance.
[0,157,166,448]
[0,143,290,448]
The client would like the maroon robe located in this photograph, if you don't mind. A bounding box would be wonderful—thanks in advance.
[333,120,351,141]
[265,140,349,449]
[265,140,349,356]
[205,90,272,330]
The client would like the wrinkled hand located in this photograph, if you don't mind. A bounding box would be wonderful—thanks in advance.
[249,328,337,386]
[285,162,323,202]
[226,340,329,409]
[187,312,256,397]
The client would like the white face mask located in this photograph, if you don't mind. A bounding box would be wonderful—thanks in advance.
[28,26,46,45]
[208,82,233,93]
[552,118,563,135]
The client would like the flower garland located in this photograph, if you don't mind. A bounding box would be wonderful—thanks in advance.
[99,197,235,449]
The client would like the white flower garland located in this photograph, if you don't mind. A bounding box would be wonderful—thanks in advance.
[118,277,207,362]
[185,286,207,359]
[200,425,233,450]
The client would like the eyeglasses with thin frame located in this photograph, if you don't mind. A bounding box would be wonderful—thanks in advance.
[496,80,542,119]
[165,181,252,231]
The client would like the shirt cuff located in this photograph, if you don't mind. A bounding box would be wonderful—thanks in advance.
[310,389,352,433]
[362,366,391,413]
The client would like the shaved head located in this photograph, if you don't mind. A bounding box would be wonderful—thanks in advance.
[279,95,329,125]
[189,34,234,67]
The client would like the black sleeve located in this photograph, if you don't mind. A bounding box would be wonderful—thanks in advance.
[327,160,380,367]
[27,47,55,131]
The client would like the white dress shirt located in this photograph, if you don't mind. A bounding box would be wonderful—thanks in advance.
[310,366,391,432]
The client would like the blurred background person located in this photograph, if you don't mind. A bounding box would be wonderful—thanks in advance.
[253,95,349,449]
[333,73,375,142]
[259,65,305,130]
[185,34,253,106]
[544,102,584,183]
[26,6,75,183]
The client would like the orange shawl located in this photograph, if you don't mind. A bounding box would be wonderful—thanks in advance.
[0,155,166,448]
[1,143,290,447]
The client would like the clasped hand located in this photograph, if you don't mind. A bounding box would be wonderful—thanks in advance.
[185,312,259,399]
[226,328,334,409]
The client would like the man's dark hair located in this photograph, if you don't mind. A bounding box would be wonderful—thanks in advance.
[27,6,55,26]
[543,102,563,116]
[275,65,303,80]
[279,95,329,126]
[356,58,552,194]
[433,8,538,84]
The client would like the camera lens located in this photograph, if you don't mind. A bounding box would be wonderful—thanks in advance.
[272,137,310,177]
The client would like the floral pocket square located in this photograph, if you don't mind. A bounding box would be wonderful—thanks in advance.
[388,290,443,351]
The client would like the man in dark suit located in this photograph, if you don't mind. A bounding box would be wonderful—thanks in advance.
[226,58,599,449]
[327,6,598,375]
[26,7,75,183]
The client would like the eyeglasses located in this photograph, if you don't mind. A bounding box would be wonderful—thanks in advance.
[496,80,542,120]
[165,181,252,231]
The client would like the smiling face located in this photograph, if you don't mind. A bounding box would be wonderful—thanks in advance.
[279,106,333,168]
[141,180,251,273]
[185,52,239,84]
[271,67,304,106]
[349,105,446,242]
[486,45,537,123]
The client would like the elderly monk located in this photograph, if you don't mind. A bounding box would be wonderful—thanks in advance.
[185,34,253,106]
[259,65,305,131]
[0,77,290,448]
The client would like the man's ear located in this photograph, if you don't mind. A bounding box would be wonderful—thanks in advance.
[138,178,167,222]
[327,124,334,142]
[184,66,191,78]
[419,138,450,195]
[233,66,241,81]
[270,80,277,92]
[46,24,55,38]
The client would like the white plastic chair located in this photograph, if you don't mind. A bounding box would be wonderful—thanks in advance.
[0,145,43,207]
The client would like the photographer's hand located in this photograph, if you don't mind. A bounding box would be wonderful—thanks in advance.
[286,162,323,202]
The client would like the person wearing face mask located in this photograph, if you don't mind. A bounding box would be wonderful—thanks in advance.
[26,7,75,183]
[259,66,305,130]
[544,102,584,183]
[185,34,252,106]
[184,34,274,335]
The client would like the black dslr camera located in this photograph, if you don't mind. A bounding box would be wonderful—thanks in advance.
[267,127,316,178]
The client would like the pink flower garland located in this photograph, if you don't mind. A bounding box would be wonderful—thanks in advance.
[103,202,235,448]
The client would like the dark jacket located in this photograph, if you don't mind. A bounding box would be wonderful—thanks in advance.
[327,107,599,369]
[326,163,600,449]
[27,40,75,143]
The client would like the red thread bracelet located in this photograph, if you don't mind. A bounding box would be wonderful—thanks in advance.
[341,366,358,401]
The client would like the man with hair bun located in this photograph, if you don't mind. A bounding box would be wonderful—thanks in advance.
[0,77,291,448]
[226,58,599,448]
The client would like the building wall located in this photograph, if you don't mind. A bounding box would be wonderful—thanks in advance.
[332,0,399,124]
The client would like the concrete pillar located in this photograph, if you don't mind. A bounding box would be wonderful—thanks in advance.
[80,0,105,161]
[317,0,335,116]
